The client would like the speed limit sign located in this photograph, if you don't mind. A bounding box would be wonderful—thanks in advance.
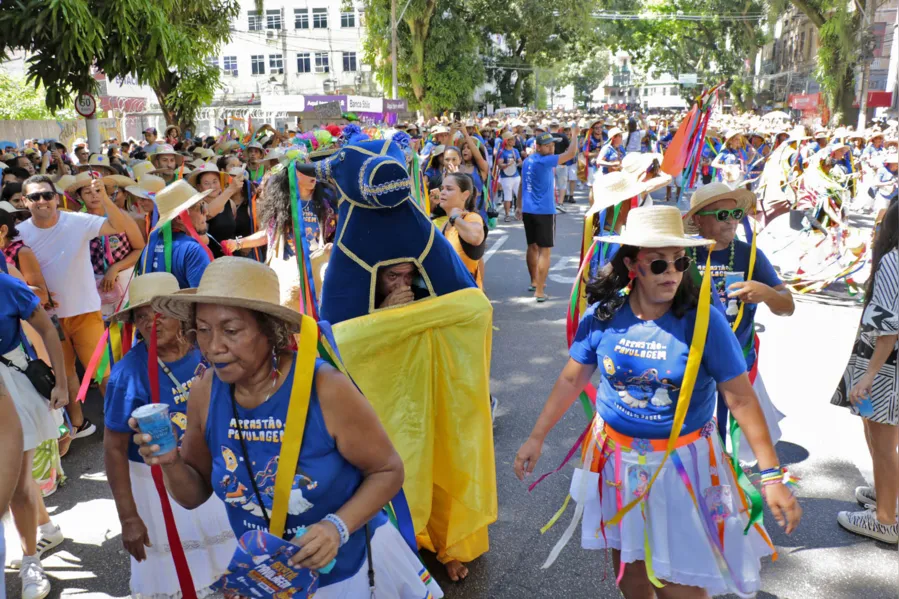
[75,93,97,118]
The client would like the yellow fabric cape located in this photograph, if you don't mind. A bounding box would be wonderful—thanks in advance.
[332,287,497,563]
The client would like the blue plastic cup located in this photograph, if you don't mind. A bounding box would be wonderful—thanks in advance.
[724,271,745,295]
[132,404,177,456]
[854,394,875,418]
[294,526,337,574]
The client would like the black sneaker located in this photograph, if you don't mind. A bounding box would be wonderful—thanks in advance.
[566,195,577,204]
[72,419,96,439]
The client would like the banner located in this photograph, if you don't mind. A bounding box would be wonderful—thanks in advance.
[346,95,383,113]
[303,95,347,111]
[384,99,408,113]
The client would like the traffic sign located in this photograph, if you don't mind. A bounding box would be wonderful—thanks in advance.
[75,93,97,118]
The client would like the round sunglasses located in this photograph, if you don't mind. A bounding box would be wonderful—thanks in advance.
[697,208,745,222]
[640,255,692,275]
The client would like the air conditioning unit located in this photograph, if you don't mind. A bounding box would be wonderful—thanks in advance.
[266,30,276,39]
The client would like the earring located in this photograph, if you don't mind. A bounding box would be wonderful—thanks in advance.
[628,270,637,280]
[270,348,280,382]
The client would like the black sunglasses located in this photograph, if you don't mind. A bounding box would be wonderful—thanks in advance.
[25,191,57,202]
[644,255,692,275]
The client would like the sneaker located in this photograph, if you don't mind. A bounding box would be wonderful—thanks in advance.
[72,418,96,439]
[503,215,512,222]
[837,508,899,544]
[9,525,64,568]
[555,204,567,214]
[856,485,877,507]
[490,395,498,426]
[566,195,577,204]
[20,557,51,599]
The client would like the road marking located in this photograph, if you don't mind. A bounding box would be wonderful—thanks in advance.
[483,234,509,263]
[548,255,581,284]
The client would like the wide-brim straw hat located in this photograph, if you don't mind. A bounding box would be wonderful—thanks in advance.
[131,161,155,181]
[151,145,185,166]
[682,182,756,234]
[596,205,713,249]
[53,175,77,195]
[186,163,221,186]
[103,174,137,188]
[622,153,662,177]
[785,126,811,143]
[590,172,650,214]
[151,257,303,332]
[866,129,885,142]
[884,151,899,165]
[607,127,624,139]
[125,174,166,200]
[110,273,181,324]
[723,129,744,144]
[65,171,100,194]
[151,180,212,232]
[193,147,215,159]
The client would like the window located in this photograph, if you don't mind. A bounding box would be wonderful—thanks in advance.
[270,53,284,74]
[342,52,357,72]
[248,10,262,31]
[312,7,328,29]
[340,12,355,28]
[314,52,330,73]
[206,56,219,68]
[223,56,238,76]
[297,52,311,73]
[266,9,282,30]
[295,8,309,29]
[251,55,265,75]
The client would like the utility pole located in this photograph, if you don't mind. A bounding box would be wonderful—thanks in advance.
[856,0,875,131]
[888,0,899,113]
[391,0,398,99]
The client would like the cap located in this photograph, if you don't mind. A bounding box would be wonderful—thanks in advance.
[534,132,562,146]
[143,127,157,135]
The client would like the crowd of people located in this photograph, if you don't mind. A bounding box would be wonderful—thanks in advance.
[0,102,894,599]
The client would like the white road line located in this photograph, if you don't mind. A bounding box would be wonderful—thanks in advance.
[548,255,581,284]
[483,234,509,263]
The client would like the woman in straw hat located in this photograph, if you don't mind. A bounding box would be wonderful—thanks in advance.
[133,258,444,598]
[684,183,794,464]
[187,163,247,258]
[125,174,167,238]
[515,205,800,598]
[103,272,237,599]
[67,173,146,318]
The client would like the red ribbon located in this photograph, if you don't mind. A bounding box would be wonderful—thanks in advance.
[528,421,591,492]
[148,316,198,599]
[177,212,215,261]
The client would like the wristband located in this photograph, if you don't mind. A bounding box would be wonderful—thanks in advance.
[323,513,350,547]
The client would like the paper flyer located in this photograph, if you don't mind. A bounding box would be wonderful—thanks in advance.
[215,530,319,598]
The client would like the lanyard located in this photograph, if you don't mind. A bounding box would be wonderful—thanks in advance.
[157,357,188,397]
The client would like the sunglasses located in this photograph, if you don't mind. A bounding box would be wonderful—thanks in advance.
[641,255,692,275]
[25,191,57,202]
[697,208,745,222]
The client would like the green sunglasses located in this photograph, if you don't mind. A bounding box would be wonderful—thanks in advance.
[697,208,745,222]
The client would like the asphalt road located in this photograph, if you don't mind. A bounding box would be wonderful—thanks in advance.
[5,186,898,598]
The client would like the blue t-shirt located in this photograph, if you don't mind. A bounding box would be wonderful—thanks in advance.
[599,143,625,174]
[104,343,203,463]
[875,166,897,202]
[206,356,387,587]
[0,274,39,355]
[693,240,781,368]
[521,153,559,215]
[138,231,211,289]
[570,301,745,439]
[498,149,521,179]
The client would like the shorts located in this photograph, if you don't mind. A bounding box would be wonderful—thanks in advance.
[500,176,520,204]
[59,311,107,381]
[554,166,568,190]
[567,164,577,180]
[523,213,555,248]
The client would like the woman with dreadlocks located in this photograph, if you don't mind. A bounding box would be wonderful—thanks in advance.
[222,152,338,309]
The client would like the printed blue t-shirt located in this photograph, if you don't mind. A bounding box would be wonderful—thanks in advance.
[104,342,203,463]
[599,143,625,174]
[498,148,521,179]
[570,301,745,439]
[521,153,559,215]
[0,274,38,355]
[138,231,211,289]
[693,240,781,368]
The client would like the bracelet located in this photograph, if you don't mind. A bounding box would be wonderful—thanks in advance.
[323,513,350,546]
[235,236,243,251]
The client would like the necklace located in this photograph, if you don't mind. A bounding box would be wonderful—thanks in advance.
[691,240,735,271]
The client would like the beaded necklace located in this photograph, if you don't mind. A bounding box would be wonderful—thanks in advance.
[689,240,735,272]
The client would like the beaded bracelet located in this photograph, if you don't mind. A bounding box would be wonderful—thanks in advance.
[759,466,800,490]
[323,513,350,547]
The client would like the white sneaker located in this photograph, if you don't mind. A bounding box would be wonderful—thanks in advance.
[837,508,899,544]
[855,485,877,507]
[9,524,64,568]
[20,557,51,599]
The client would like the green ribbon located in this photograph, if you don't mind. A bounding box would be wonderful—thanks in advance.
[162,222,173,274]
[287,162,310,309]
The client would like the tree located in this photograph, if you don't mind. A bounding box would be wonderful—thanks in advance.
[0,72,76,120]
[0,0,240,131]
[776,0,860,124]
[559,49,612,109]
[362,0,484,114]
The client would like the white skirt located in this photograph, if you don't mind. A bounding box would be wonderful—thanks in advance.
[314,522,444,599]
[571,421,775,598]
[129,461,237,599]
[731,373,785,464]
[0,351,60,452]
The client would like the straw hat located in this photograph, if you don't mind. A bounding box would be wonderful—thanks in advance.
[151,257,303,332]
[193,147,215,159]
[0,201,29,216]
[431,125,450,136]
[150,145,184,167]
[867,129,885,141]
[595,205,713,248]
[607,127,624,139]
[186,162,221,187]
[76,154,116,175]
[125,175,166,200]
[110,273,181,324]
[622,153,663,177]
[131,161,156,181]
[151,180,212,232]
[501,131,515,141]
[103,174,137,189]
[723,129,744,145]
[813,127,828,139]
[53,175,77,195]
[785,126,811,143]
[590,172,650,213]
[884,151,898,165]
[65,171,100,194]
[682,182,755,234]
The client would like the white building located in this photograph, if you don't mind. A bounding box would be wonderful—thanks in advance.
[211,0,376,100]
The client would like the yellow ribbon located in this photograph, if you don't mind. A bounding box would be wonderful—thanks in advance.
[539,494,572,534]
[269,315,319,538]
[607,251,713,526]
[730,207,758,333]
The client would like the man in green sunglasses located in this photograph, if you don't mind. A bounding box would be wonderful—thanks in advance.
[683,182,795,464]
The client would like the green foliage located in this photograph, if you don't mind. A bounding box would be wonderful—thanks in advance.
[0,72,76,120]
[559,49,612,109]
[0,0,240,129]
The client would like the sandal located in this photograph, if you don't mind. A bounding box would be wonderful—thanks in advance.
[528,285,537,292]
[536,295,548,303]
